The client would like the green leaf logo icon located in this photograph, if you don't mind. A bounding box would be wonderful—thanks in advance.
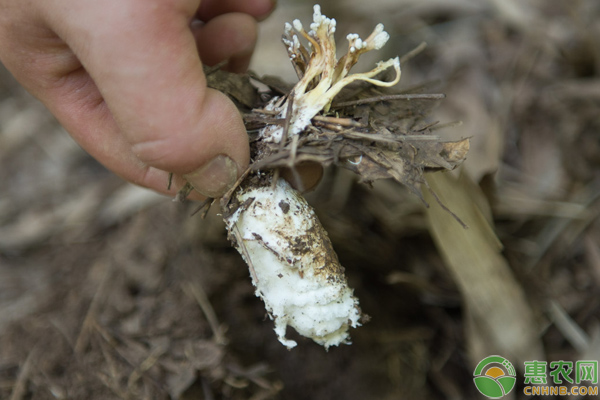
[473,356,516,398]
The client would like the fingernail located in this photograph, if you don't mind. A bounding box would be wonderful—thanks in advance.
[184,155,239,198]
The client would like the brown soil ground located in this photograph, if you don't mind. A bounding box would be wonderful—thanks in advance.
[1,1,599,399]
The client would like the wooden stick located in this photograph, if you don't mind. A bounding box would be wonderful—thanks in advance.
[332,93,446,108]
[312,115,366,127]
[400,41,427,64]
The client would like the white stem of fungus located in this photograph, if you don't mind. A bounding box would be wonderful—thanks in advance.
[224,178,361,349]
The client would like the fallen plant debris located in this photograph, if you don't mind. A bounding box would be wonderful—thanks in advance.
[4,1,598,399]
[183,5,469,349]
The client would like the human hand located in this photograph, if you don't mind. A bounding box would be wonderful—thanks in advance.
[0,0,275,198]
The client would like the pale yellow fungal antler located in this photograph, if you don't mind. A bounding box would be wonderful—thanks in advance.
[281,5,401,135]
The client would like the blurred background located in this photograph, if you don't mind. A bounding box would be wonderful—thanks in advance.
[1,0,599,399]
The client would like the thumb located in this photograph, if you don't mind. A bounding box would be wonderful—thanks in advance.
[41,1,251,197]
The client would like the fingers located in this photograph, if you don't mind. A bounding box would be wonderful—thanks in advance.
[193,13,258,73]
[38,0,250,197]
[198,0,276,22]
[37,67,198,198]
[0,0,275,198]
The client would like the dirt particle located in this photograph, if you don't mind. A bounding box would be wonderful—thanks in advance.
[278,200,290,214]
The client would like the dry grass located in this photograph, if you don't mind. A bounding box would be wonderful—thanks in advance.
[1,1,599,399]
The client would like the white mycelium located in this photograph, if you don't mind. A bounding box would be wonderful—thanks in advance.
[224,178,361,349]
[224,5,402,349]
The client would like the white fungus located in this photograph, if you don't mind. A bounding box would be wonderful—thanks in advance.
[223,4,403,349]
[224,179,361,349]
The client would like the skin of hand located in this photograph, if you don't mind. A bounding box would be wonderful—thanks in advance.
[0,0,276,199]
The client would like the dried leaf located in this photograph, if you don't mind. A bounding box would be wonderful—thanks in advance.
[424,171,544,366]
[204,66,259,109]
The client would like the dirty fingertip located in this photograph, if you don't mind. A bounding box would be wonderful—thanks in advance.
[183,155,239,198]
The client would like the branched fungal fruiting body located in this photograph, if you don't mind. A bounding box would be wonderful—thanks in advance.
[281,4,401,135]
[223,4,404,349]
